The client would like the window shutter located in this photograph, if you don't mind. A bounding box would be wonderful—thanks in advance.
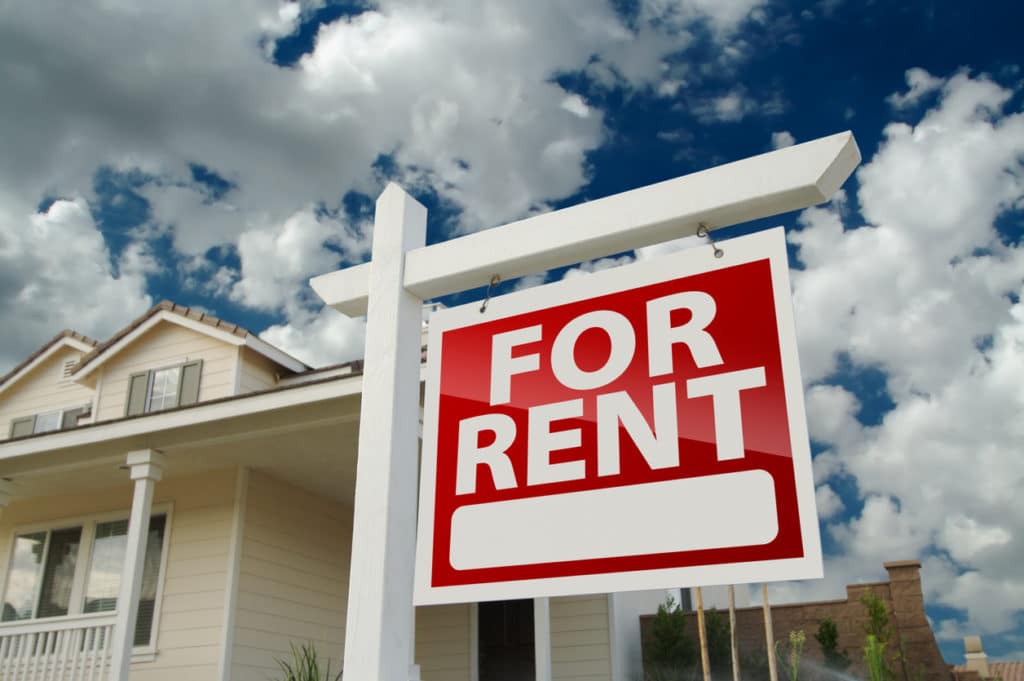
[178,360,202,406]
[10,417,35,439]
[126,372,151,416]
[60,408,84,430]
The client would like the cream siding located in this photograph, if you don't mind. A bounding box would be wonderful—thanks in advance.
[0,467,236,681]
[416,604,472,681]
[95,322,238,421]
[551,595,613,681]
[230,471,350,679]
[0,346,94,441]
[236,348,279,395]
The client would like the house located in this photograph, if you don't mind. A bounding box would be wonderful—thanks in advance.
[952,636,1024,681]
[0,301,664,681]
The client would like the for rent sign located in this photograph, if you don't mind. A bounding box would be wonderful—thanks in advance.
[414,227,822,604]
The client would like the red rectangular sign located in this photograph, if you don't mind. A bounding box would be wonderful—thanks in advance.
[414,227,822,604]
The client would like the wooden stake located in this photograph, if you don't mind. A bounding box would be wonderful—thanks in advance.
[763,583,779,681]
[729,585,740,681]
[696,587,711,681]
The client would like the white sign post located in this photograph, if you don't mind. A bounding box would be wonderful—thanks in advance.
[312,132,859,681]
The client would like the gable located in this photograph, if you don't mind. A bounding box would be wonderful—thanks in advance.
[0,345,95,440]
[94,320,240,421]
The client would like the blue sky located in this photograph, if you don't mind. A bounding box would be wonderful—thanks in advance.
[1,0,1022,665]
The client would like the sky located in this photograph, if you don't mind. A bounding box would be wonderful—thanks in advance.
[0,0,1022,665]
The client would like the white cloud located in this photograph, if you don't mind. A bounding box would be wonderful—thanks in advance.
[0,0,768,364]
[0,196,151,370]
[231,208,369,312]
[887,67,945,110]
[639,0,766,37]
[815,484,844,519]
[259,307,366,369]
[771,130,795,148]
[778,71,1024,640]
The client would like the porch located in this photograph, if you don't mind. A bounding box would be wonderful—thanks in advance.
[0,381,362,681]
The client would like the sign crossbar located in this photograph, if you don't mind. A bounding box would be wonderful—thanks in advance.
[312,131,859,315]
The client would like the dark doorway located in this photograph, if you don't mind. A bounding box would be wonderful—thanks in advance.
[479,599,535,681]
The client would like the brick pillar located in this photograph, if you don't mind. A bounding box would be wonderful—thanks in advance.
[884,560,950,681]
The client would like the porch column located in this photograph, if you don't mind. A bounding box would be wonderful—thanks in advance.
[110,449,166,681]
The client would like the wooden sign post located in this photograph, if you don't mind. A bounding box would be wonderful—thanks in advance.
[312,132,859,680]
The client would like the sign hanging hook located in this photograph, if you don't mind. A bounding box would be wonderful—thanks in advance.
[480,274,501,313]
[697,222,724,258]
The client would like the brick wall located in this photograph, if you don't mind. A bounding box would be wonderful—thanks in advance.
[640,561,951,681]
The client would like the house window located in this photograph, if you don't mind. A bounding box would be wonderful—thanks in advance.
[8,405,90,439]
[0,513,169,649]
[32,411,62,434]
[148,367,180,412]
[126,360,202,417]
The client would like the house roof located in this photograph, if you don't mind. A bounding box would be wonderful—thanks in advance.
[954,662,1024,681]
[72,301,310,380]
[0,329,98,396]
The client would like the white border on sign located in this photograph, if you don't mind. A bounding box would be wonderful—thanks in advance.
[414,226,822,605]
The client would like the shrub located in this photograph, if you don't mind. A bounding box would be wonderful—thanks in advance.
[645,596,696,679]
[815,617,851,672]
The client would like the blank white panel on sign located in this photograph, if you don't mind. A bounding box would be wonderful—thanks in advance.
[450,470,779,571]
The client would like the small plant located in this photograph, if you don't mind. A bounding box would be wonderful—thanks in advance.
[864,634,890,681]
[860,591,892,645]
[775,629,806,681]
[815,617,851,672]
[274,642,341,681]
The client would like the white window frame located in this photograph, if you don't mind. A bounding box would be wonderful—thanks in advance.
[0,504,174,660]
[146,365,181,413]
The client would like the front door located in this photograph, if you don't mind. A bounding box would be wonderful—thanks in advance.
[479,599,535,681]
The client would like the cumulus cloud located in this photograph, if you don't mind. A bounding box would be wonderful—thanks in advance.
[0,196,151,369]
[0,0,772,369]
[815,484,844,520]
[771,130,796,148]
[778,70,1024,639]
[887,67,946,110]
[231,209,370,312]
[259,307,366,369]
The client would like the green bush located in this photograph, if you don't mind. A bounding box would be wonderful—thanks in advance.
[815,617,851,672]
[274,642,341,681]
[645,596,696,679]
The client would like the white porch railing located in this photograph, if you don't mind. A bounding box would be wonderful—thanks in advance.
[0,613,117,681]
